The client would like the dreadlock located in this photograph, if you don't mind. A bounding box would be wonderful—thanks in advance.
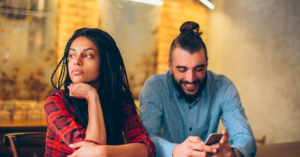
[51,28,135,145]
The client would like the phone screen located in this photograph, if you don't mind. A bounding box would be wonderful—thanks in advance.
[204,133,223,146]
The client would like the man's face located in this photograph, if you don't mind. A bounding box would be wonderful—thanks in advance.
[168,47,208,99]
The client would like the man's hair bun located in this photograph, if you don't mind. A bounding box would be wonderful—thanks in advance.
[179,21,202,36]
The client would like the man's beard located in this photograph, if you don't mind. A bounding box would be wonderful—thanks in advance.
[172,74,207,103]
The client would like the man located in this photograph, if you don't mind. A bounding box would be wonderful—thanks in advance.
[139,21,256,157]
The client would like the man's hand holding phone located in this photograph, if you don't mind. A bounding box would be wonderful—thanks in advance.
[172,136,217,157]
[208,130,235,157]
[204,133,223,146]
[172,130,235,157]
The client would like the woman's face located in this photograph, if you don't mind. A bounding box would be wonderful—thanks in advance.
[68,36,101,88]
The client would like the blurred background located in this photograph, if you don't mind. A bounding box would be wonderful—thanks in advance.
[0,0,299,155]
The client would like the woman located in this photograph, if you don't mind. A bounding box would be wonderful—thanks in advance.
[44,28,155,156]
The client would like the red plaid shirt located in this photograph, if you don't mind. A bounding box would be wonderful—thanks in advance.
[44,91,155,156]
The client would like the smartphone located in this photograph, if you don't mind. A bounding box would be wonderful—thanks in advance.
[204,133,223,146]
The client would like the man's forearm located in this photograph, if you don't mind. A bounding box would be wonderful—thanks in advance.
[149,133,177,157]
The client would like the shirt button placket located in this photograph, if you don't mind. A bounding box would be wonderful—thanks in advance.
[188,105,193,132]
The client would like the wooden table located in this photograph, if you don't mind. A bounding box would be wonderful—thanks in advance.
[0,119,47,127]
[256,141,300,157]
[0,119,47,157]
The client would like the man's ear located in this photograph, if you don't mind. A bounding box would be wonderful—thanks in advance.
[206,57,209,67]
[168,59,173,74]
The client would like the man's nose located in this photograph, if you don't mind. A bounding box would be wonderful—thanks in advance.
[185,70,196,83]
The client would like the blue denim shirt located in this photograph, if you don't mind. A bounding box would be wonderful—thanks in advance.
[139,70,256,157]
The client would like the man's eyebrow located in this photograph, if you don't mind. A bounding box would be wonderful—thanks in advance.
[194,64,206,68]
[176,66,187,68]
[175,64,206,69]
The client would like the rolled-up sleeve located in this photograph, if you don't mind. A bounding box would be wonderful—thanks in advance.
[123,99,155,157]
[221,82,257,157]
[44,92,101,152]
[139,78,177,157]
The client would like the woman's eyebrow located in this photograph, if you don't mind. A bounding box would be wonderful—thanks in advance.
[69,48,96,51]
[83,48,96,51]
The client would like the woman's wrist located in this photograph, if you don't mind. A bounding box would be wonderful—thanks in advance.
[85,89,98,102]
[96,145,110,156]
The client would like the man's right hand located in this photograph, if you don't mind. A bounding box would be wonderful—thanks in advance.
[172,136,217,157]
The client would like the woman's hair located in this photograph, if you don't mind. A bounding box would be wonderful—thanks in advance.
[169,21,208,62]
[51,28,134,145]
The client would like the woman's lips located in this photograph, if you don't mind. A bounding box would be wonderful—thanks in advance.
[72,70,83,75]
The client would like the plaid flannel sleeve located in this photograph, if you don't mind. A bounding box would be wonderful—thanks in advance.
[123,101,155,157]
[44,91,101,148]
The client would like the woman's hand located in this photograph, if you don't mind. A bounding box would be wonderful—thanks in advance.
[68,141,108,157]
[68,82,106,144]
[68,83,106,144]
[68,83,97,100]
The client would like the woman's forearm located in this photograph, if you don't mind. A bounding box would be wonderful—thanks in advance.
[100,143,148,157]
[85,93,106,144]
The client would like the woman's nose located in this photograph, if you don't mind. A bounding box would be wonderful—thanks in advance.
[74,57,82,66]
